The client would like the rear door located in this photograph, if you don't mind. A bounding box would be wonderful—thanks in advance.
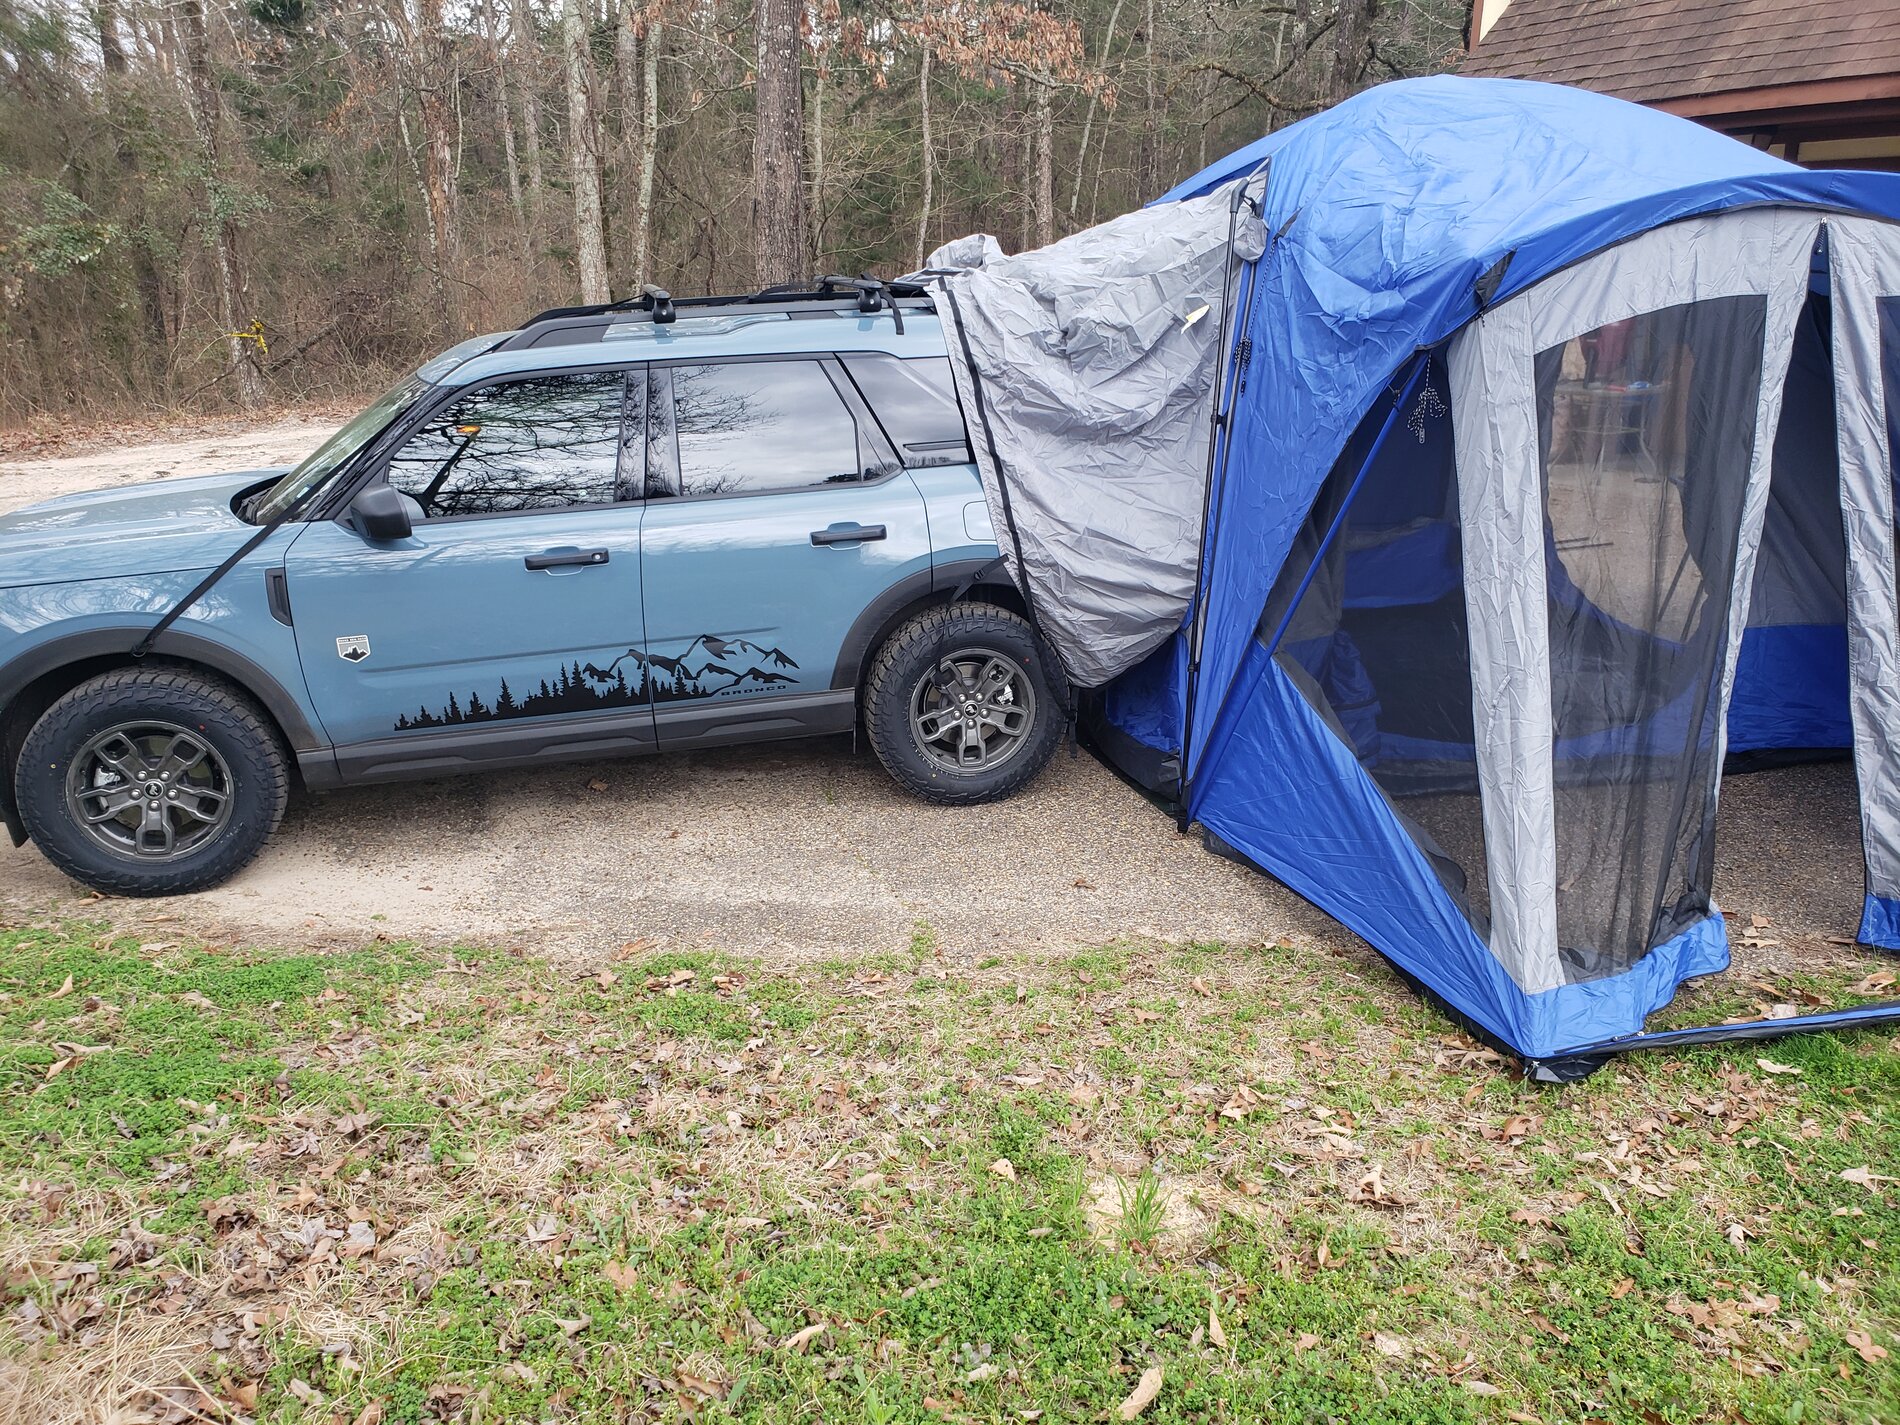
[285,365,653,772]
[638,354,931,748]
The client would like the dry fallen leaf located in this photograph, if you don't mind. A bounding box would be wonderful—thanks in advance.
[989,1158,1018,1183]
[850,1171,886,1191]
[1845,1329,1889,1365]
[1293,1332,1320,1352]
[602,1261,637,1291]
[1117,1365,1164,1419]
[47,974,73,1000]
[1462,1381,1502,1397]
[352,1403,385,1425]
[1755,1058,1802,1076]
[782,1322,827,1352]
[1208,1305,1229,1351]
[1842,1166,1897,1193]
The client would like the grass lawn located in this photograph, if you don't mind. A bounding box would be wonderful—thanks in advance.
[0,919,1895,1425]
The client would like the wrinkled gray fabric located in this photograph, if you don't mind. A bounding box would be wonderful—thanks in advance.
[1828,216,1900,908]
[923,183,1266,688]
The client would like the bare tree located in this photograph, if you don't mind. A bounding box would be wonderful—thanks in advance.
[634,20,661,286]
[913,38,933,270]
[177,0,262,407]
[562,0,611,302]
[514,0,547,230]
[751,0,808,286]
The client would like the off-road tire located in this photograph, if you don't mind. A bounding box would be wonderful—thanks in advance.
[15,667,288,897]
[864,603,1065,805]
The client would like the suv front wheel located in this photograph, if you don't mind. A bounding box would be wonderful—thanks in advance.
[864,603,1065,805]
[15,667,289,897]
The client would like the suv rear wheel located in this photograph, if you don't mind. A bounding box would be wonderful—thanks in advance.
[864,603,1065,805]
[15,667,288,897]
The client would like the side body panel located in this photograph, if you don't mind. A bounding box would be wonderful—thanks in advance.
[639,477,933,745]
[282,509,650,758]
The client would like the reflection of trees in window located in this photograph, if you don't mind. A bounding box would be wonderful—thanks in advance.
[672,361,863,497]
[386,372,625,517]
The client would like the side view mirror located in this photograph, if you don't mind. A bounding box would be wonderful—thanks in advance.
[349,485,414,542]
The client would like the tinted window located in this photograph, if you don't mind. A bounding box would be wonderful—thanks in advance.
[671,361,862,497]
[385,371,626,518]
[842,354,973,466]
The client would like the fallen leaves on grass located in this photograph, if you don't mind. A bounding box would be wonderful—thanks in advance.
[1841,1165,1896,1193]
[1208,1304,1229,1351]
[1845,1330,1888,1365]
[989,1157,1017,1182]
[1117,1365,1164,1419]
[782,1322,827,1352]
[1755,1058,1802,1076]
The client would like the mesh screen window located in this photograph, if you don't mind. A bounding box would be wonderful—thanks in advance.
[1534,294,1765,981]
[1261,356,1493,937]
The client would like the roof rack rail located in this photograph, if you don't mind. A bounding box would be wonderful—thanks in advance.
[516,274,932,331]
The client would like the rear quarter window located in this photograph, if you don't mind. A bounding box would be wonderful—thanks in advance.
[841,355,974,468]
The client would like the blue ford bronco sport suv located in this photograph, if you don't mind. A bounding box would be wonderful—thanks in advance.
[0,280,1066,896]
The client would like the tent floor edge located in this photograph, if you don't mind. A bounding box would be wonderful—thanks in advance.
[1076,692,1184,814]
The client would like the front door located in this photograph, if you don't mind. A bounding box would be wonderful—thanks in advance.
[286,366,652,772]
[638,355,932,747]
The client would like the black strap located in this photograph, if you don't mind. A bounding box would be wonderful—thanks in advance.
[131,490,314,659]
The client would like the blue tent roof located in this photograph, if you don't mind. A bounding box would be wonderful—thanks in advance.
[1161,76,1900,773]
[1102,77,1900,1068]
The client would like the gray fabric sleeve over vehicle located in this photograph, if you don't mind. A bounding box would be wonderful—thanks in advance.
[923,181,1267,689]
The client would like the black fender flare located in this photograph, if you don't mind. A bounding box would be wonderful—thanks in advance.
[0,628,328,847]
[829,558,1017,691]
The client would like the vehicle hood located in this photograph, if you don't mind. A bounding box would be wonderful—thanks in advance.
[0,470,286,591]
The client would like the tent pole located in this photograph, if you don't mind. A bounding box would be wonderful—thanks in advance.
[1180,166,1269,816]
[1258,354,1432,660]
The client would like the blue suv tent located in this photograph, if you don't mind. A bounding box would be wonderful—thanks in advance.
[929,75,1900,1077]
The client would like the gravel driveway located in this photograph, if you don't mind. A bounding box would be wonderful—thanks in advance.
[0,424,1878,985]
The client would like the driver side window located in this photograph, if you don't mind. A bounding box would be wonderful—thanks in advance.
[385,371,628,519]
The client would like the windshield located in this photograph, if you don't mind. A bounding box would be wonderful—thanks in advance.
[248,376,426,523]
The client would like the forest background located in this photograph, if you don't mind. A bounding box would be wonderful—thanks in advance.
[0,0,1467,419]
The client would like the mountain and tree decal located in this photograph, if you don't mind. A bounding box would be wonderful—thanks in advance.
[393,634,799,731]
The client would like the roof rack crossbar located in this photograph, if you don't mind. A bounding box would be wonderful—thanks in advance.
[518,275,934,333]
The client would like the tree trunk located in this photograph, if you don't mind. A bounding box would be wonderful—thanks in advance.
[1141,0,1157,196]
[178,0,261,407]
[809,61,825,267]
[913,40,932,271]
[633,22,659,287]
[1328,0,1379,103]
[614,0,639,287]
[562,0,611,302]
[514,0,546,228]
[413,0,459,329]
[95,0,167,352]
[1031,81,1054,248]
[484,0,527,242]
[751,0,808,287]
[1069,0,1124,218]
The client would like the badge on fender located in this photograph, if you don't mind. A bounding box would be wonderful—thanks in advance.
[336,635,372,663]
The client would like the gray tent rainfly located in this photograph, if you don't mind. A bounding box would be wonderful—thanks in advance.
[924,183,1267,689]
[921,74,1900,1078]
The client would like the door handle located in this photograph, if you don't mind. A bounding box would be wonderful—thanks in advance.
[525,548,610,570]
[810,523,887,546]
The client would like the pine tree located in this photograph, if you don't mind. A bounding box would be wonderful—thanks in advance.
[496,678,518,715]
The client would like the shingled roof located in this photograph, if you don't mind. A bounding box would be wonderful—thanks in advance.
[1463,0,1900,105]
